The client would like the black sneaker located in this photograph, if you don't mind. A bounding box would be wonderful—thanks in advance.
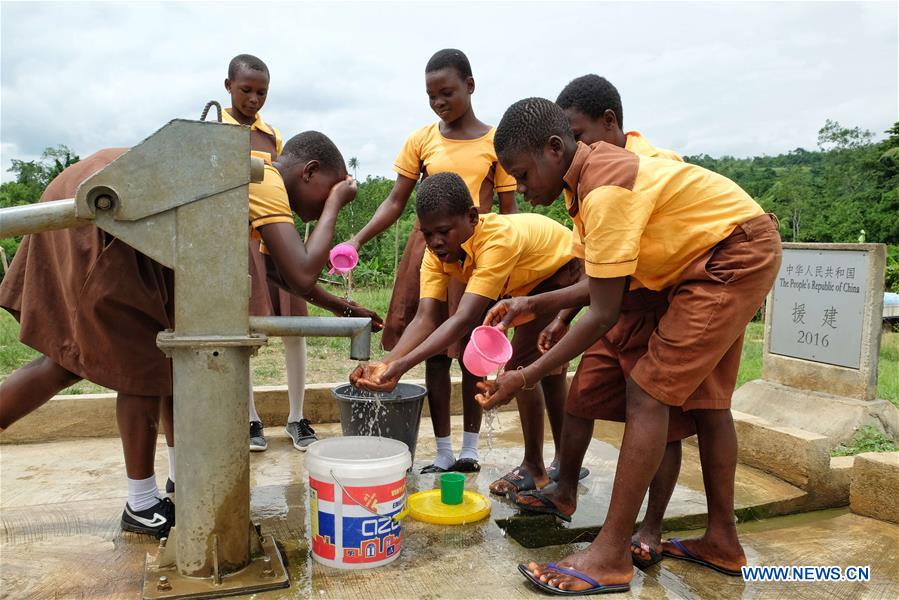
[250,421,267,451]
[165,478,175,494]
[286,419,317,451]
[121,497,175,538]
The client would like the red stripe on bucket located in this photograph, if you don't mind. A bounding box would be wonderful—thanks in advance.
[342,480,405,506]
[310,477,335,502]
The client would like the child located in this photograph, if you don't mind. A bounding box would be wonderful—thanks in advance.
[480,98,780,593]
[0,131,372,539]
[555,74,682,162]
[0,148,176,537]
[345,49,517,473]
[350,172,581,494]
[221,53,313,453]
[515,74,695,568]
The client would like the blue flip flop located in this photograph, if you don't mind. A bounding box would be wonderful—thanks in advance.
[517,562,630,596]
[661,538,743,577]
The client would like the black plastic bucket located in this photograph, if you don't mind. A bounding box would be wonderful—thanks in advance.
[332,383,427,463]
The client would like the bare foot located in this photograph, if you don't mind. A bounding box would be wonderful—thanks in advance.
[631,525,662,564]
[662,535,746,573]
[514,482,577,517]
[525,544,632,592]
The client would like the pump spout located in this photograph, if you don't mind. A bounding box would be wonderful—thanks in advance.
[248,316,372,361]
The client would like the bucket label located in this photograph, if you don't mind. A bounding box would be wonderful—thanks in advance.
[309,476,405,565]
[310,479,337,560]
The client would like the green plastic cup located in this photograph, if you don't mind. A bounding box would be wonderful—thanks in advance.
[440,472,465,505]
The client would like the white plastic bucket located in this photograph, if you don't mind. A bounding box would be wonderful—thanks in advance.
[305,436,411,569]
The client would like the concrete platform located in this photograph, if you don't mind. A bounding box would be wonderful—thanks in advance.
[2,415,896,599]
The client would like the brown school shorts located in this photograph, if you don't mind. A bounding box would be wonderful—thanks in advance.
[568,213,782,433]
[566,289,697,442]
[505,259,583,376]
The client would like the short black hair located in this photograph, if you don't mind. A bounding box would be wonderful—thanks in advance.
[281,131,346,174]
[556,74,623,127]
[228,54,270,80]
[494,97,573,160]
[425,48,473,79]
[415,172,473,218]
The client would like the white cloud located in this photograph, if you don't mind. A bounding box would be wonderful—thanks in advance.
[2,1,896,183]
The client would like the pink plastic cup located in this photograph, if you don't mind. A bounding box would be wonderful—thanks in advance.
[329,243,359,275]
[463,326,513,377]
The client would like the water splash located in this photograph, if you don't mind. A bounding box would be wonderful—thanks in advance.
[344,383,386,440]
[483,408,499,454]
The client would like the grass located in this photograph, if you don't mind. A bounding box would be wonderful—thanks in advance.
[1,288,897,410]
[831,426,899,457]
[736,322,765,389]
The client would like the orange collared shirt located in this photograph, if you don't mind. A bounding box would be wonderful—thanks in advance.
[420,213,573,301]
[248,157,293,253]
[394,124,516,211]
[624,131,683,162]
[222,109,284,158]
[564,141,763,290]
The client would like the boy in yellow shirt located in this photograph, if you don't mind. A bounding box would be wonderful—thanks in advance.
[556,74,682,162]
[350,172,581,492]
[481,98,781,593]
[516,74,695,569]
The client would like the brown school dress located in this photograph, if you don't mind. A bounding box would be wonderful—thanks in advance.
[0,148,176,397]
[244,123,308,318]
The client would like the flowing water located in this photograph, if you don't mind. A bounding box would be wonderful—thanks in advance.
[345,382,386,440]
[483,407,499,454]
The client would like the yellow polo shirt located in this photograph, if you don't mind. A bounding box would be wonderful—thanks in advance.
[394,124,516,211]
[222,109,284,157]
[420,213,573,301]
[564,141,763,290]
[625,131,682,162]
[248,158,294,252]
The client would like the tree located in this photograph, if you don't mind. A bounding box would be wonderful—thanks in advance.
[1,145,80,267]
[759,166,816,241]
[817,119,874,152]
[348,157,359,180]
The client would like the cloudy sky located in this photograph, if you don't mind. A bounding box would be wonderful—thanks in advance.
[1,1,896,183]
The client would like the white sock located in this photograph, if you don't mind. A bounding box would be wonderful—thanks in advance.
[248,375,261,423]
[433,436,455,470]
[459,431,479,461]
[167,446,175,483]
[284,336,307,423]
[128,474,161,511]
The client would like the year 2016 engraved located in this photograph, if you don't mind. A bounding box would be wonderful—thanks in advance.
[796,331,830,347]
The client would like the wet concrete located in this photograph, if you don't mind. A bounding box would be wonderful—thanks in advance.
[2,415,896,599]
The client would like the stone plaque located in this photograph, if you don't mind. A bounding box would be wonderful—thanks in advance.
[769,248,869,368]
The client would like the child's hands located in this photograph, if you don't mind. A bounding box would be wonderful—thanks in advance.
[483,297,536,331]
[353,361,400,392]
[349,364,365,387]
[538,317,568,353]
[475,371,523,410]
[351,361,387,389]
[336,300,384,332]
[328,176,357,208]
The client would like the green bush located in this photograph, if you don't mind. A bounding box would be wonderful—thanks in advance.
[885,245,899,293]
